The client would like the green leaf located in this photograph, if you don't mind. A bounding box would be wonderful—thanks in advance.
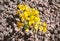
[23,24,29,30]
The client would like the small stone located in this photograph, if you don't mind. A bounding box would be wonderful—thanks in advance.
[38,7,43,11]
[0,0,3,4]
[0,33,4,40]
[20,31,24,36]
[44,38,48,41]
[54,30,58,33]
[0,5,5,11]
[9,29,13,33]
[16,18,20,21]
[56,4,60,8]
[0,25,4,31]
[18,39,21,41]
[15,27,19,31]
[58,34,60,38]
[56,0,60,3]
[43,2,48,7]
[12,38,15,41]
[12,5,17,9]
[54,5,58,10]
[51,24,55,29]
[3,31,9,36]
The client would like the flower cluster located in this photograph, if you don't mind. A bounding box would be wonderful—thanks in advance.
[16,4,47,33]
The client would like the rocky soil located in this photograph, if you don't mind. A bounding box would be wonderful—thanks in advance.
[0,0,60,41]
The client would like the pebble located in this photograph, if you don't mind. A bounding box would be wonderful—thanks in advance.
[0,5,5,11]
[0,25,4,31]
[38,7,43,11]
[54,30,58,33]
[58,34,60,38]
[0,33,4,40]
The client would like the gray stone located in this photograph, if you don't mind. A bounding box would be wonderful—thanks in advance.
[58,34,60,38]
[38,7,43,11]
[0,5,5,11]
[54,30,58,33]
[0,25,4,31]
[0,33,4,40]
[56,0,60,3]
[3,0,10,2]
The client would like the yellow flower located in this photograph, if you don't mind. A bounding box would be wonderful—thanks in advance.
[30,16,35,20]
[25,29,29,32]
[39,26,47,33]
[43,22,47,27]
[18,4,29,11]
[34,24,38,30]
[29,20,34,26]
[17,4,47,33]
[34,17,40,22]
[25,5,30,11]
[43,27,47,33]
[37,21,42,25]
[31,8,39,16]
[23,11,28,18]
[16,10,20,15]
[19,13,28,21]
[18,4,25,11]
[29,21,31,26]
[39,26,43,31]
[19,14,25,21]
[35,10,39,15]
[17,21,24,30]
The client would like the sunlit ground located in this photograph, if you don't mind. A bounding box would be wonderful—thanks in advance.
[0,0,60,41]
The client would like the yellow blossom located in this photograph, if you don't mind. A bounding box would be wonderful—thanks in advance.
[30,16,35,20]
[31,8,39,16]
[17,4,47,33]
[39,26,47,33]
[18,4,29,11]
[24,11,28,17]
[35,10,39,15]
[18,4,25,11]
[16,11,20,15]
[34,24,38,30]
[29,20,34,26]
[25,29,29,32]
[17,21,24,30]
[39,26,43,31]
[37,21,42,25]
[43,22,47,27]
[43,27,47,33]
[34,17,40,22]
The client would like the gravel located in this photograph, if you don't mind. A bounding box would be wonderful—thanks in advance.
[0,0,60,41]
